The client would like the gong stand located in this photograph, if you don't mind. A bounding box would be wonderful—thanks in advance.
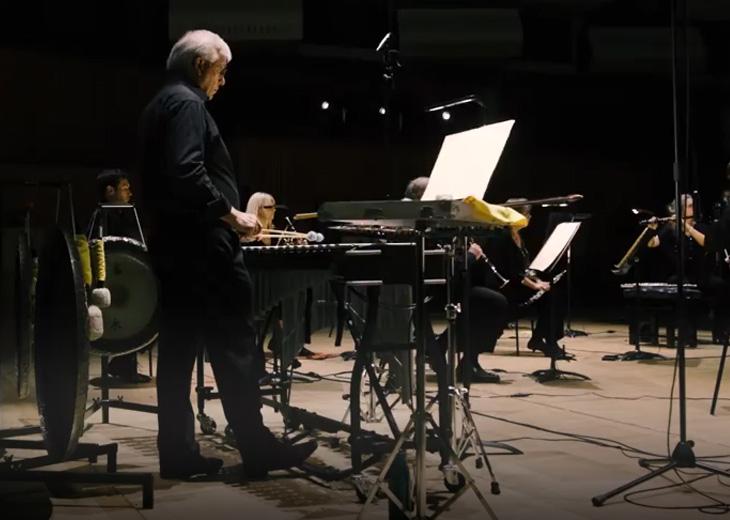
[0,184,154,509]
[85,205,159,425]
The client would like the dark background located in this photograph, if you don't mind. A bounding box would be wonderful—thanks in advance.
[2,0,730,313]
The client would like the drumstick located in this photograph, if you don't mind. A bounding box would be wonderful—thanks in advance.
[258,229,310,239]
[257,230,324,242]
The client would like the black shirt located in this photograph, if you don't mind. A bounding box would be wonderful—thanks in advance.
[138,77,239,226]
[655,221,707,282]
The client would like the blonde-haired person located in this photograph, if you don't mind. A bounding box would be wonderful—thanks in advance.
[245,192,277,245]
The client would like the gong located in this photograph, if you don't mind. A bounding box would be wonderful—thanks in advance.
[34,227,89,458]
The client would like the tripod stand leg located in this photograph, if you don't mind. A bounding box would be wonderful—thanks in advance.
[711,335,729,415]
[424,414,499,520]
[694,461,730,478]
[591,461,677,506]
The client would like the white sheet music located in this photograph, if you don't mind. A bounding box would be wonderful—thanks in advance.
[530,222,581,273]
[422,120,515,201]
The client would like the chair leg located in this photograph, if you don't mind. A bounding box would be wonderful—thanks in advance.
[711,333,729,415]
[514,320,520,356]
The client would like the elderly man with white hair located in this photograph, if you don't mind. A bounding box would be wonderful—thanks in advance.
[138,29,316,480]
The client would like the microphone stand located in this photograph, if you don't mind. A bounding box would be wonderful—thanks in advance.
[592,0,730,506]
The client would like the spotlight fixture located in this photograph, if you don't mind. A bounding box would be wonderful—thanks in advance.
[378,106,387,116]
[320,101,330,110]
[441,111,451,121]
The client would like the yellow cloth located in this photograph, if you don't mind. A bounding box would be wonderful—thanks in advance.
[463,196,528,229]
[75,235,92,287]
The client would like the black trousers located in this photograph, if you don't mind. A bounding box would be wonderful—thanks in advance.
[465,286,509,357]
[503,283,566,344]
[150,223,266,467]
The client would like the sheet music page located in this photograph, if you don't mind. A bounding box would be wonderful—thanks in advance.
[530,222,581,272]
[422,120,515,201]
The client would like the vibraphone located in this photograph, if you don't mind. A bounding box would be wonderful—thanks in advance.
[621,282,703,347]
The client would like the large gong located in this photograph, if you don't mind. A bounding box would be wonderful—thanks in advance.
[90,236,159,357]
[34,227,89,458]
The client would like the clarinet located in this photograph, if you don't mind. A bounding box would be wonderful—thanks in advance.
[519,269,567,307]
[479,256,510,289]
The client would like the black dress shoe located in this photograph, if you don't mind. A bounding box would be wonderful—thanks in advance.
[160,455,223,480]
[242,435,318,479]
[457,364,501,384]
[527,337,548,354]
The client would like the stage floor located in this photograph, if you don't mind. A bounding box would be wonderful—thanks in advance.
[3,320,730,519]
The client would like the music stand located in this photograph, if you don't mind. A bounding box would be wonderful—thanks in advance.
[525,222,590,383]
[544,210,590,337]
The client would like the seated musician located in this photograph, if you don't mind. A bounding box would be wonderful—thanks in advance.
[89,169,151,384]
[480,199,573,360]
[404,176,506,383]
[245,192,277,245]
[646,193,707,282]
[244,191,329,362]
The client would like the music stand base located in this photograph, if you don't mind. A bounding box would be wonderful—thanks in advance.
[528,368,591,383]
[618,349,668,361]
[592,440,730,507]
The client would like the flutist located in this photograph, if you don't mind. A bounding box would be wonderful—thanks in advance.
[646,193,707,283]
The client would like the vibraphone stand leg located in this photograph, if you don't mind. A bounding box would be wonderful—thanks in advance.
[711,329,729,415]
[195,348,218,434]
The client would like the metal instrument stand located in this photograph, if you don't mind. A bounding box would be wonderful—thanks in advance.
[0,426,153,509]
[358,230,499,520]
[441,236,503,496]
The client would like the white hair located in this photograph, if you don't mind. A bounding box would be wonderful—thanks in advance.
[166,30,232,80]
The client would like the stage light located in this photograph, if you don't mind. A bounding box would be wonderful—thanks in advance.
[378,106,387,116]
[320,101,330,110]
[441,111,451,121]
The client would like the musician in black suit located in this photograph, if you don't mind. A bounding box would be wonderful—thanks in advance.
[138,29,316,480]
[89,169,151,384]
[480,200,572,359]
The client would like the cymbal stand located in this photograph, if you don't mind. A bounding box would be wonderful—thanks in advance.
[358,230,499,520]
